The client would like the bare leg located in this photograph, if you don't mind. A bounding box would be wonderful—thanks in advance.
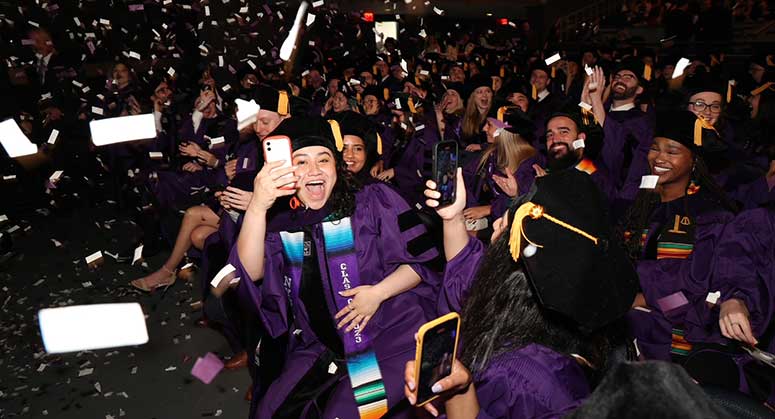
[134,205,219,287]
[191,225,218,250]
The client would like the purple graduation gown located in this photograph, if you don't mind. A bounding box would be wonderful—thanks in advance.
[391,111,442,208]
[625,192,734,361]
[151,114,238,211]
[683,207,775,404]
[598,109,654,202]
[229,183,440,418]
[439,237,591,418]
[464,153,544,221]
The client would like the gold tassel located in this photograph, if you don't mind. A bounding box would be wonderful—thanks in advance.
[551,66,556,78]
[726,80,734,103]
[710,54,719,67]
[492,78,497,91]
[643,64,652,81]
[750,81,774,96]
[497,106,510,122]
[500,66,505,78]
[694,115,717,146]
[415,75,421,86]
[302,77,307,88]
[356,92,361,103]
[508,202,599,262]
[277,91,289,115]
[531,84,537,100]
[376,133,383,155]
[372,64,378,75]
[408,97,417,114]
[328,119,344,151]
[383,87,390,101]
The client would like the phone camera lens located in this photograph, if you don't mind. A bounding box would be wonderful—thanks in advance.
[267,147,272,151]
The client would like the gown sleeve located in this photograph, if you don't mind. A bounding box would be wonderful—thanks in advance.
[437,236,486,315]
[228,231,291,338]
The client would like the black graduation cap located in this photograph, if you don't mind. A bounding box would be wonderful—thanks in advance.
[501,78,532,98]
[332,110,382,166]
[387,92,422,114]
[361,85,383,101]
[503,108,535,142]
[253,83,290,116]
[507,168,638,332]
[270,116,342,155]
[614,56,652,84]
[683,69,735,104]
[655,110,722,154]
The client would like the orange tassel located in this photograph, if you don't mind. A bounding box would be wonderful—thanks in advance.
[531,84,537,100]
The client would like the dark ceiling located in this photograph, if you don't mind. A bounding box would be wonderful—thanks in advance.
[334,0,541,18]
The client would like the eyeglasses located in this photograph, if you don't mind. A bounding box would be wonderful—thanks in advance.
[688,100,722,113]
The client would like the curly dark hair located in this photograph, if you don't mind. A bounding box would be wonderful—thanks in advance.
[616,155,738,261]
[459,231,627,378]
[327,151,361,218]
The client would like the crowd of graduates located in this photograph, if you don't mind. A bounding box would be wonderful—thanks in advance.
[2,0,775,418]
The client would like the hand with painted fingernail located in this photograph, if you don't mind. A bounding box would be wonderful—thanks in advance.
[334,285,385,334]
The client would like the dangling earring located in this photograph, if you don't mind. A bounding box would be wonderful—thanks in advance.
[687,179,700,195]
[687,164,700,195]
[289,196,301,209]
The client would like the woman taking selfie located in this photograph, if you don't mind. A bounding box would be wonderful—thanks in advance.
[228,117,439,418]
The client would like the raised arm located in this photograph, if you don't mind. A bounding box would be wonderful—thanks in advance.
[237,161,298,280]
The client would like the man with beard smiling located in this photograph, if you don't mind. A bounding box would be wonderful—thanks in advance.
[586,57,655,208]
[541,112,616,201]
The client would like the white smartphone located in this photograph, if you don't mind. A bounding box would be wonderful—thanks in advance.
[38,303,149,353]
[263,135,295,190]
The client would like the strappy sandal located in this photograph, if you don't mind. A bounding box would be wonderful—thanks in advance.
[130,266,176,292]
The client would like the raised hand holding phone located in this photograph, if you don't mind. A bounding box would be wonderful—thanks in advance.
[263,135,295,190]
[249,160,298,213]
[424,167,466,220]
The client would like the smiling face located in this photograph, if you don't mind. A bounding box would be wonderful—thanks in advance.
[332,91,349,113]
[441,89,463,113]
[546,116,584,166]
[648,137,693,187]
[254,110,286,140]
[292,146,338,210]
[342,135,367,174]
[611,70,641,100]
[687,91,723,125]
[530,69,550,93]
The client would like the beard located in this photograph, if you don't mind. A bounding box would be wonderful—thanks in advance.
[611,82,639,100]
[546,143,579,171]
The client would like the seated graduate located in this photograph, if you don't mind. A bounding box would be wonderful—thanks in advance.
[462,107,542,234]
[227,117,440,418]
[681,206,775,408]
[129,85,289,291]
[330,110,384,181]
[405,165,637,418]
[619,111,739,363]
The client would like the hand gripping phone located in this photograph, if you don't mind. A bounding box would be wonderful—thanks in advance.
[432,141,458,207]
[262,135,295,190]
[414,312,461,407]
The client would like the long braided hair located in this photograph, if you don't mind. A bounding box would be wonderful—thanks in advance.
[616,155,738,261]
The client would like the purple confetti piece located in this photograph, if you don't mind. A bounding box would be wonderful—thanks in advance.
[190,353,223,384]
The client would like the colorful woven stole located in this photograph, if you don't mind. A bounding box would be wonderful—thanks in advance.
[575,158,597,175]
[279,218,388,419]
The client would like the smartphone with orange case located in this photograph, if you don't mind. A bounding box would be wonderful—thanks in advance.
[414,312,461,407]
[262,135,295,190]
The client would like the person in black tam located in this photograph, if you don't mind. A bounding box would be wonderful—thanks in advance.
[330,111,382,180]
[528,60,567,140]
[406,163,638,418]
[619,111,739,368]
[460,73,494,152]
[229,111,441,418]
